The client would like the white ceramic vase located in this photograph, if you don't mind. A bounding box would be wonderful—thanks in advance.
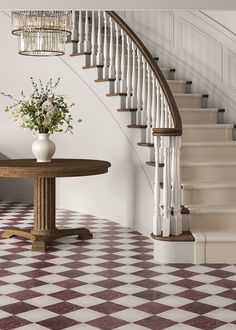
[32,133,56,162]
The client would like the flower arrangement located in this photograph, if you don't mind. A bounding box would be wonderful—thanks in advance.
[1,77,80,134]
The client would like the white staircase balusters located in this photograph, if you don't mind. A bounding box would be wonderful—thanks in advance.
[136,49,142,124]
[108,17,115,79]
[71,11,78,54]
[91,11,96,65]
[131,42,137,108]
[126,36,132,108]
[153,136,162,236]
[96,11,103,65]
[114,23,120,93]
[120,29,126,93]
[84,11,91,53]
[162,136,171,237]
[71,11,183,239]
[78,11,83,54]
[146,66,152,143]
[103,12,109,79]
[171,136,182,236]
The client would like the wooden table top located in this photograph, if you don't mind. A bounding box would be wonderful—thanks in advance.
[0,159,111,178]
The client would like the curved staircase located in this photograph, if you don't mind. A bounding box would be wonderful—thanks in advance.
[68,11,236,263]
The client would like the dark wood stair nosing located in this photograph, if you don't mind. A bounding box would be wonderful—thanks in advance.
[106,93,128,97]
[127,124,147,129]
[118,108,137,112]
[138,142,154,147]
[83,65,104,69]
[95,78,116,82]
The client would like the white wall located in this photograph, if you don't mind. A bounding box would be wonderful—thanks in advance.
[0,11,154,236]
[122,10,236,124]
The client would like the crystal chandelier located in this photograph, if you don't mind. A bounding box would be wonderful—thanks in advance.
[11,11,72,56]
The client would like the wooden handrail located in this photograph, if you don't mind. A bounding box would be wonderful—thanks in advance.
[106,11,182,137]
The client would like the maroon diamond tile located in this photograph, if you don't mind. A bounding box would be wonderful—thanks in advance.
[174,279,203,289]
[95,279,125,289]
[23,270,50,278]
[169,263,193,268]
[213,279,236,289]
[135,302,172,314]
[206,270,234,278]
[185,316,225,329]
[50,289,83,300]
[136,315,176,330]
[134,289,167,301]
[180,302,217,314]
[39,315,78,329]
[96,270,124,278]
[133,279,163,289]
[55,279,85,289]
[204,264,228,268]
[46,302,81,314]
[9,290,41,300]
[88,315,127,330]
[170,270,198,278]
[177,289,209,301]
[133,261,157,269]
[93,289,126,301]
[26,261,54,269]
[226,302,236,311]
[1,302,37,314]
[90,302,126,314]
[59,269,88,278]
[0,316,30,329]
[133,270,159,278]
[16,279,47,289]
[218,290,236,300]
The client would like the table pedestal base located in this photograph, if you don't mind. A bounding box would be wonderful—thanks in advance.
[1,227,93,252]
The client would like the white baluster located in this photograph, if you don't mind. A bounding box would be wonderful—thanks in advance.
[108,17,115,79]
[131,42,137,108]
[171,136,182,236]
[136,49,142,124]
[126,36,131,108]
[96,11,102,65]
[78,11,83,54]
[141,57,147,126]
[162,136,171,237]
[120,29,126,93]
[103,12,109,79]
[71,11,78,53]
[146,66,152,143]
[155,81,161,129]
[153,136,162,236]
[91,11,96,65]
[84,11,91,53]
[114,23,120,93]
[151,74,157,144]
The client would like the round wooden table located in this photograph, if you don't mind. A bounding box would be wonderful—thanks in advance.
[0,159,111,252]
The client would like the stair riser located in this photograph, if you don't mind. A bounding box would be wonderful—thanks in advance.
[180,111,218,125]
[190,214,236,231]
[182,165,236,181]
[182,127,233,143]
[205,243,236,263]
[174,95,206,108]
[168,82,188,94]
[182,145,236,161]
[183,187,236,205]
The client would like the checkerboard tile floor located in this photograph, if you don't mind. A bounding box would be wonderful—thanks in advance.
[0,200,235,330]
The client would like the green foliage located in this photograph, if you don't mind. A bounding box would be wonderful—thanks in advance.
[1,77,80,134]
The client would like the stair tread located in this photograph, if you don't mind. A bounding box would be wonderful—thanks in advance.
[182,160,236,166]
[183,141,236,146]
[187,203,236,213]
[174,93,208,97]
[183,181,236,188]
[183,124,234,128]
[127,124,147,128]
[179,108,222,112]
[192,230,236,241]
[167,80,192,84]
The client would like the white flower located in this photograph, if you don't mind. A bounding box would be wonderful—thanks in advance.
[42,100,57,116]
